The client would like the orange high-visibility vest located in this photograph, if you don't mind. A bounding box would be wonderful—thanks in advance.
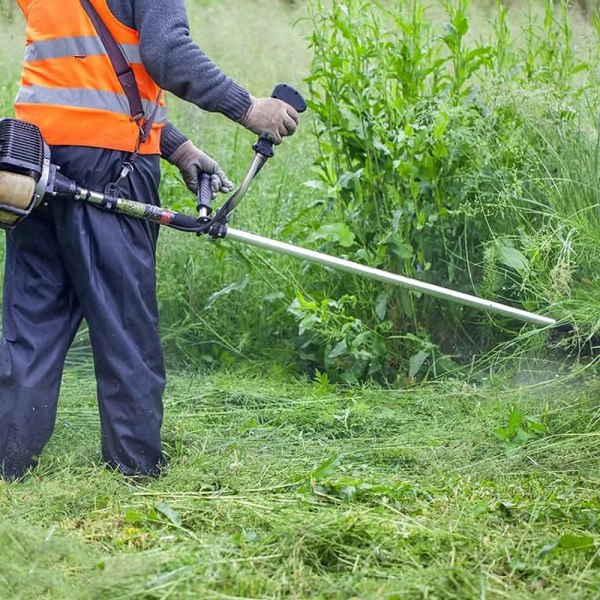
[15,0,166,154]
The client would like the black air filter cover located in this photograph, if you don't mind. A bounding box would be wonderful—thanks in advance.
[0,118,45,181]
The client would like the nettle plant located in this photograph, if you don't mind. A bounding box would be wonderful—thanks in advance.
[295,0,597,382]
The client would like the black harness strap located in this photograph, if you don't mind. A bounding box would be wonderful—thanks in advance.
[79,0,145,122]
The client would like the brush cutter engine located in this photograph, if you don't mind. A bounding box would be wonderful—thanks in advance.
[0,118,54,230]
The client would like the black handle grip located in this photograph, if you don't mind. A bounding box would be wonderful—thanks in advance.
[253,83,306,158]
[170,210,202,230]
[197,173,213,217]
[272,83,307,113]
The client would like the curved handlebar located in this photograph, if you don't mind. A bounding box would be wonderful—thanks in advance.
[253,83,307,158]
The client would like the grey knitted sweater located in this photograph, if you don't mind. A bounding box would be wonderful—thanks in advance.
[106,0,253,156]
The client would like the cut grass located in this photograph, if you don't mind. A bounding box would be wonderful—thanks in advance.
[1,365,599,598]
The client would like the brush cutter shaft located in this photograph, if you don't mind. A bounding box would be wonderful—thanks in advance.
[225,228,557,327]
[73,187,200,230]
[66,186,556,327]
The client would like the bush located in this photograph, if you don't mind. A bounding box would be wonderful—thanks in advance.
[294,0,600,381]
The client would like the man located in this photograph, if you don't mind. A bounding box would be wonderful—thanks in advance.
[0,0,298,480]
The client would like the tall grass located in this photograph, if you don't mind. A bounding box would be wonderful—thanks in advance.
[151,0,318,369]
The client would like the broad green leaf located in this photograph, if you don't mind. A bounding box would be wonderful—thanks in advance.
[494,427,509,442]
[123,510,146,524]
[308,223,356,248]
[454,12,469,37]
[507,407,523,433]
[299,313,320,336]
[391,241,414,260]
[204,276,249,310]
[539,534,595,558]
[375,291,388,321]
[432,111,449,138]
[328,339,348,359]
[558,534,595,552]
[497,246,529,273]
[313,456,341,481]
[155,502,182,528]
[528,420,547,435]
[409,350,429,378]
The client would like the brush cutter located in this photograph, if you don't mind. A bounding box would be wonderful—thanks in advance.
[0,84,559,329]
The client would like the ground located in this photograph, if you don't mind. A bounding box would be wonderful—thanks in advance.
[1,365,599,599]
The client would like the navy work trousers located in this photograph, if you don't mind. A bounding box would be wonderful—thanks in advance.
[0,146,166,479]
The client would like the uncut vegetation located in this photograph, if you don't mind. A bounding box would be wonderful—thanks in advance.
[301,0,600,382]
[162,0,600,385]
[1,0,600,599]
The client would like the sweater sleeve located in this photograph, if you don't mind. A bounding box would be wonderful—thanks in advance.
[132,0,252,122]
[160,121,188,159]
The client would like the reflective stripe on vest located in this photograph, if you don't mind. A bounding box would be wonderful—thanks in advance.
[15,0,165,154]
[24,36,142,64]
[15,85,168,122]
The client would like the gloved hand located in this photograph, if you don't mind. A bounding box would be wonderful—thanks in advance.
[167,140,233,198]
[240,97,299,145]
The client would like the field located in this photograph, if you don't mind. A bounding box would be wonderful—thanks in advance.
[1,0,600,598]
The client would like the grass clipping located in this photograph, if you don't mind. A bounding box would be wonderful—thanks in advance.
[1,367,599,598]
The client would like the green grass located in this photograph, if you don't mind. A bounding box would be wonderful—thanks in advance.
[1,366,600,598]
[2,2,600,597]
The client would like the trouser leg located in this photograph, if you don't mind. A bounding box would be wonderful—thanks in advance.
[51,147,166,476]
[0,208,82,480]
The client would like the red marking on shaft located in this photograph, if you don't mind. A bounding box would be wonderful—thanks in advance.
[160,211,173,225]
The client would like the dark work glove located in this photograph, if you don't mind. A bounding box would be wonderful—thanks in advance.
[167,140,233,198]
[239,96,299,144]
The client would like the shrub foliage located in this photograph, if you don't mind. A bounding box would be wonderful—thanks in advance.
[294,0,600,382]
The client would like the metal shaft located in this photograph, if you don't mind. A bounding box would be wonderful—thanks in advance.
[226,228,557,327]
[64,182,556,327]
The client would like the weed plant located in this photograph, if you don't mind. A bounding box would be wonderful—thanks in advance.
[303,0,600,382]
